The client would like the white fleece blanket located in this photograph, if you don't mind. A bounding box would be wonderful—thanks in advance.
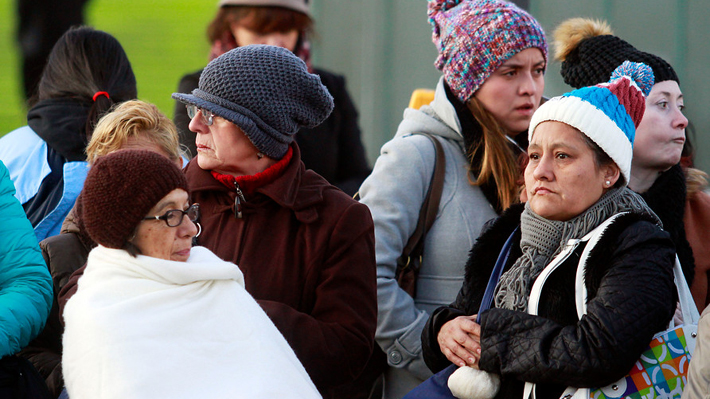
[63,245,321,399]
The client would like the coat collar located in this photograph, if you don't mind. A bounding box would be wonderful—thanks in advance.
[185,144,327,223]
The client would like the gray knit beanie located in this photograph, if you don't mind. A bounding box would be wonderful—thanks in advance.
[172,44,333,159]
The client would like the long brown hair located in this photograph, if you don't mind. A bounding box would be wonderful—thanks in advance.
[466,97,522,210]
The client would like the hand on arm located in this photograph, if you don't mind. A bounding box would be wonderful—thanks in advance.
[438,315,481,368]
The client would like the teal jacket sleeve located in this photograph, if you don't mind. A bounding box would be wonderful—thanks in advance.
[0,160,53,357]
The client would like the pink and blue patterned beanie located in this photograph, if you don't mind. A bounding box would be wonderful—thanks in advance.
[428,0,547,103]
[529,61,654,185]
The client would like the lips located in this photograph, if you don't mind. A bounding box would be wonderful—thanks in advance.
[533,186,553,195]
[175,248,191,258]
[515,103,535,115]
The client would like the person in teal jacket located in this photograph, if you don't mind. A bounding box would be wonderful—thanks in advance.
[0,159,53,357]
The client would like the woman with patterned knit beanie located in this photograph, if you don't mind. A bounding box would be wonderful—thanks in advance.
[552,18,710,310]
[420,62,677,399]
[62,149,320,399]
[356,0,547,397]
[172,44,376,399]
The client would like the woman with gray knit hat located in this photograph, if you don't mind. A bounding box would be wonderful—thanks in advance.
[356,0,547,396]
[553,18,710,311]
[173,0,371,196]
[62,149,321,399]
[172,44,377,399]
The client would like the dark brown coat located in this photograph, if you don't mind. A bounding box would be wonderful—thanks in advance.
[185,145,377,398]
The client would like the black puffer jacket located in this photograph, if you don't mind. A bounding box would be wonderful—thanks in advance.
[422,204,677,399]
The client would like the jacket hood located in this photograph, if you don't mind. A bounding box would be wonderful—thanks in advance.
[61,194,97,252]
[27,98,92,162]
[395,77,464,143]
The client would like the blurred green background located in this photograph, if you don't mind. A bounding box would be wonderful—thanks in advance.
[0,0,215,136]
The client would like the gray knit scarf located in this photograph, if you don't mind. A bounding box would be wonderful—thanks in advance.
[493,187,659,312]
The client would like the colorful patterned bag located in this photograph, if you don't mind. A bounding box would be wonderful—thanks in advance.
[589,323,696,399]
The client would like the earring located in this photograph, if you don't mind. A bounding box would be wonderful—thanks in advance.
[195,222,203,238]
[605,180,611,187]
[257,152,264,160]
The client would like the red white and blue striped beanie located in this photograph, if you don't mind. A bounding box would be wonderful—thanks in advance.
[428,0,547,103]
[529,61,654,185]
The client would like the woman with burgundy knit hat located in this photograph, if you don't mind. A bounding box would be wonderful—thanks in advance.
[173,0,370,196]
[356,0,547,396]
[0,26,137,242]
[172,44,377,399]
[553,18,710,310]
[62,149,321,399]
[419,61,677,399]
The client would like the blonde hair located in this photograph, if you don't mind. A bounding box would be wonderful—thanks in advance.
[466,97,522,211]
[686,167,709,197]
[87,100,183,165]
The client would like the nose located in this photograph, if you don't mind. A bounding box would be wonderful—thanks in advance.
[518,71,537,97]
[265,33,289,49]
[179,217,199,239]
[673,107,688,130]
[189,110,208,135]
[531,154,553,182]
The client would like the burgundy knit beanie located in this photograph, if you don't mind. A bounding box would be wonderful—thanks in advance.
[82,149,189,249]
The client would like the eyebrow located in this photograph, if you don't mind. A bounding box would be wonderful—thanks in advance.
[528,141,580,152]
[655,91,684,100]
[500,60,546,69]
[154,200,182,213]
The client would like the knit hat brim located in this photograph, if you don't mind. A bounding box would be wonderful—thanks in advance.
[172,91,291,159]
[528,95,633,184]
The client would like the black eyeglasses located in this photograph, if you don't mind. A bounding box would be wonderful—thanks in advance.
[143,204,200,227]
[186,104,214,126]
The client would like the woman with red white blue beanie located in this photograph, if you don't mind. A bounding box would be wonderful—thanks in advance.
[420,62,677,399]
[357,0,547,397]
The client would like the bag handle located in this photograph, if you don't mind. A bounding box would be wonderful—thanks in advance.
[399,133,446,270]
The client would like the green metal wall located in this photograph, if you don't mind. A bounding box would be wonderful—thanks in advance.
[310,0,710,173]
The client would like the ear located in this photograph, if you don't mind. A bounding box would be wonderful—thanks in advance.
[602,163,621,187]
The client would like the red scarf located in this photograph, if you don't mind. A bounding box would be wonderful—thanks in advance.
[210,146,293,195]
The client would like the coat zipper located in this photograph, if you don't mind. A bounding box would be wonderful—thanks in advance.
[233,181,246,219]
